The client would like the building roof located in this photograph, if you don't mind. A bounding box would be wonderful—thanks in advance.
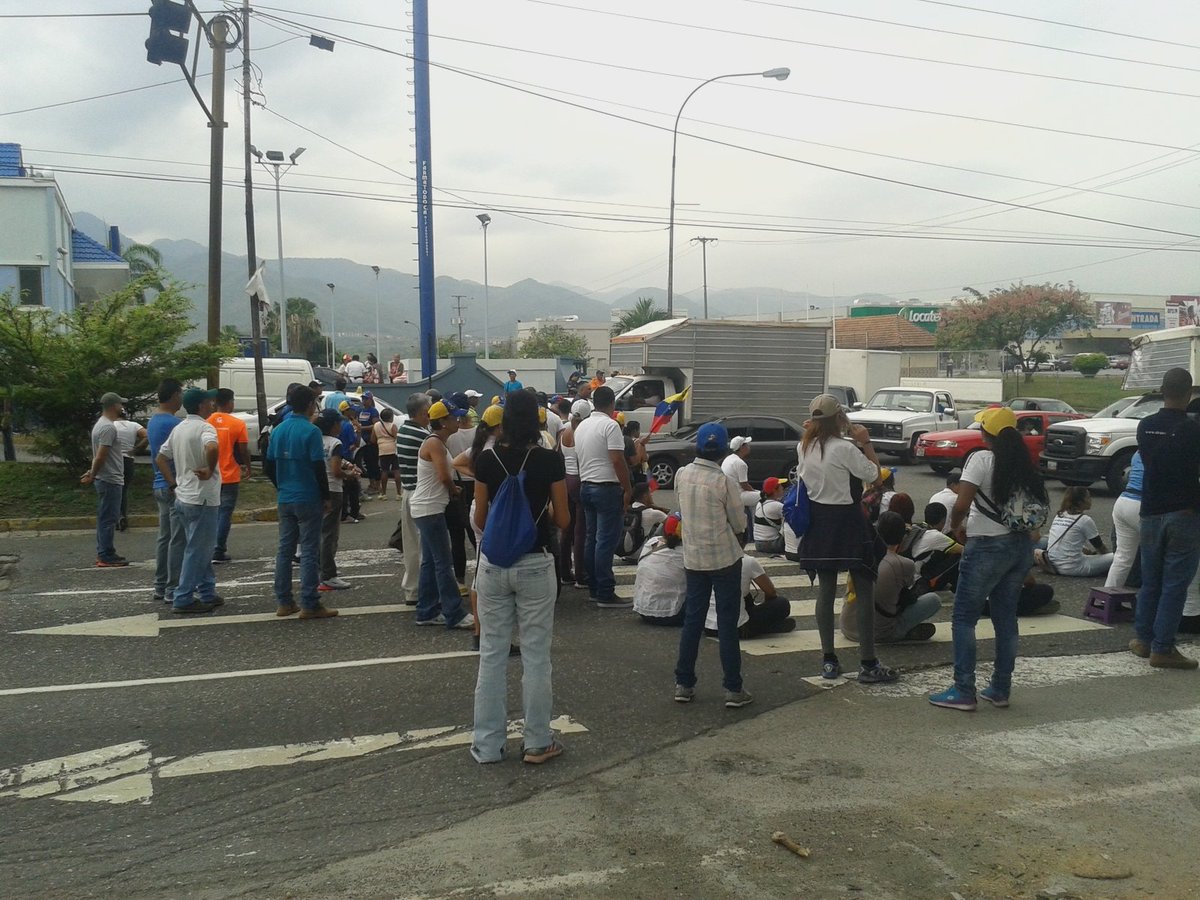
[834,314,936,350]
[71,228,125,264]
[0,143,25,177]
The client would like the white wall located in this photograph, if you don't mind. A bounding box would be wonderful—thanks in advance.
[828,349,902,398]
[900,377,1002,405]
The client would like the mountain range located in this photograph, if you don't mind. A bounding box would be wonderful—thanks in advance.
[74,212,901,357]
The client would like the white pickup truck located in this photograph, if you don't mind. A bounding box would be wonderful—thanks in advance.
[845,386,959,463]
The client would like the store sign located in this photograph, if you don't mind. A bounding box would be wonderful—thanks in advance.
[1094,300,1132,329]
[1131,310,1161,330]
[1166,296,1200,328]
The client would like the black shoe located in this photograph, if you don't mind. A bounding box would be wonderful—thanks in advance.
[212,552,232,564]
[471,634,480,652]
[117,517,128,532]
[901,622,937,641]
[1179,614,1200,635]
[509,643,521,657]
[173,600,215,614]
[206,595,225,608]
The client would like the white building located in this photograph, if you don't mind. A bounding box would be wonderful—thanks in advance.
[516,315,613,372]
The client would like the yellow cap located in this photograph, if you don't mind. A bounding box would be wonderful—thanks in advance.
[481,404,504,427]
[538,407,547,424]
[491,395,502,406]
[615,411,626,426]
[974,405,1018,435]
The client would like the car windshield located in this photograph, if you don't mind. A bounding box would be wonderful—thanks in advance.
[1094,397,1136,418]
[1119,398,1163,420]
[866,391,933,412]
[606,376,634,395]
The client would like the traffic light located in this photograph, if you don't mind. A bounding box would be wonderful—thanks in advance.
[145,0,192,66]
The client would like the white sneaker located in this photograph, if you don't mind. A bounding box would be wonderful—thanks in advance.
[416,614,446,626]
[323,577,353,590]
[452,613,476,630]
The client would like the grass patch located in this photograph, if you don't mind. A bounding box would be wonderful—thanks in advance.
[1003,374,1142,413]
[0,462,279,520]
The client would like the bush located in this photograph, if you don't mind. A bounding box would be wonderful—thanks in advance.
[1073,352,1108,377]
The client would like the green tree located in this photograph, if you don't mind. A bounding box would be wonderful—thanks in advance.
[437,335,462,356]
[937,283,1093,381]
[611,296,670,337]
[518,323,591,361]
[121,242,166,292]
[0,276,234,470]
[265,297,326,363]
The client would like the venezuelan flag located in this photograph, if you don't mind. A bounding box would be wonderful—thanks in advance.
[649,386,691,434]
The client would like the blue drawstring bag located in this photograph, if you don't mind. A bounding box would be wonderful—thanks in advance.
[781,479,811,537]
[480,448,545,567]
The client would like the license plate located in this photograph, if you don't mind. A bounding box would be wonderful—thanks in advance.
[915,446,925,456]
[1046,460,1057,471]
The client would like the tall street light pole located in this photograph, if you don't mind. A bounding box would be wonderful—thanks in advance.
[250,146,305,354]
[371,265,382,371]
[326,282,336,368]
[477,213,491,359]
[690,236,718,319]
[666,67,790,317]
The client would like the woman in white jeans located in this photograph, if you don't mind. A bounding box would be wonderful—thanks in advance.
[1106,451,1143,591]
[470,391,570,765]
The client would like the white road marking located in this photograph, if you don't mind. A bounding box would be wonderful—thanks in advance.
[610,557,799,577]
[0,716,590,805]
[740,614,1109,656]
[613,574,844,600]
[997,775,1200,820]
[31,571,396,598]
[952,704,1200,771]
[0,650,477,697]
[15,604,416,638]
[397,863,661,900]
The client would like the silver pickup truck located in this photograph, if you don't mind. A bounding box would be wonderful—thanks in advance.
[845,386,959,463]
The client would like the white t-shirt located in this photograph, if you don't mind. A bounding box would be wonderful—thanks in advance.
[545,412,562,442]
[879,491,896,514]
[705,554,765,630]
[322,435,344,494]
[345,360,366,380]
[929,487,959,533]
[1046,512,1100,567]
[632,537,686,618]
[797,437,879,505]
[574,414,624,483]
[961,450,1010,538]
[113,419,143,459]
[784,522,800,555]
[632,502,668,533]
[158,415,221,506]
[909,528,955,574]
[721,453,750,488]
[754,499,784,541]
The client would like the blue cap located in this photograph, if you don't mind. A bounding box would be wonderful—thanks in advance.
[696,422,728,453]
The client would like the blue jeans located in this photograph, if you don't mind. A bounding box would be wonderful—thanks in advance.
[1136,510,1200,654]
[885,593,941,642]
[94,480,122,562]
[274,501,324,610]
[154,487,185,598]
[675,560,744,693]
[581,482,623,601]
[414,513,466,626]
[950,532,1032,695]
[173,501,219,607]
[471,551,557,763]
[214,482,239,556]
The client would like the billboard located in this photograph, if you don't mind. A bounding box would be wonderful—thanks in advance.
[849,305,943,333]
[1166,295,1200,329]
[1131,310,1161,330]
[1094,300,1132,329]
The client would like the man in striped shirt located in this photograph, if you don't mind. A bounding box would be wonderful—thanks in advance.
[393,393,431,604]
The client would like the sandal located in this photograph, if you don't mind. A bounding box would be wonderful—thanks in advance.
[522,739,564,765]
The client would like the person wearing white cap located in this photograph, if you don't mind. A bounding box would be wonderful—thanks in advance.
[722,435,755,545]
[503,370,524,393]
[463,389,483,425]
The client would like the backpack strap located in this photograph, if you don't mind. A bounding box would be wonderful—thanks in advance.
[1046,513,1084,551]
[972,487,1004,525]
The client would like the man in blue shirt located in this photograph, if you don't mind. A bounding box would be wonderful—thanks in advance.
[356,392,382,495]
[337,400,364,523]
[148,379,185,602]
[265,385,336,619]
[323,377,349,411]
[503,369,524,393]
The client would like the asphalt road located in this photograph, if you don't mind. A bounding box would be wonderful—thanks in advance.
[0,468,1176,898]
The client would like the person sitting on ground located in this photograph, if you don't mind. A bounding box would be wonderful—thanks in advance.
[702,551,796,640]
[632,512,687,626]
[1036,486,1113,577]
[627,480,668,539]
[984,571,1059,617]
[909,503,962,593]
[842,511,940,644]
[929,473,960,534]
[752,477,788,555]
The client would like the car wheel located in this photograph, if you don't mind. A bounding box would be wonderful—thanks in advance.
[786,462,799,483]
[929,463,954,475]
[1105,450,1135,495]
[649,456,679,490]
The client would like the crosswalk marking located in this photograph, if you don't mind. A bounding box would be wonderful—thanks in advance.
[610,557,799,577]
[613,574,844,600]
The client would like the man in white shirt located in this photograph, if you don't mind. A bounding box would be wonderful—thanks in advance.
[156,388,222,614]
[704,553,794,638]
[344,354,367,382]
[722,436,754,544]
[632,514,686,625]
[113,413,146,533]
[929,473,961,534]
[573,386,632,607]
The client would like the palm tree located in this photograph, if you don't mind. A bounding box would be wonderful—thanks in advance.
[121,242,166,292]
[611,296,670,336]
[265,297,326,362]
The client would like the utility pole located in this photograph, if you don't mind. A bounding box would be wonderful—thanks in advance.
[690,236,717,319]
[206,16,230,387]
[450,294,468,350]
[240,0,267,430]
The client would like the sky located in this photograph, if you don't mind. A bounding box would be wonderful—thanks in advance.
[5,0,1200,305]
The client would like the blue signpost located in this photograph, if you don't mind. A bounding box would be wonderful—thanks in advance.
[413,0,437,378]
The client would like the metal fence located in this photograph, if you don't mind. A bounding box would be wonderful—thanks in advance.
[900,350,1008,379]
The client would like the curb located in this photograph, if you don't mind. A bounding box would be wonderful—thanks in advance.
[0,506,279,534]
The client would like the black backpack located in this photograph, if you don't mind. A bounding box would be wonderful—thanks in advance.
[618,507,650,560]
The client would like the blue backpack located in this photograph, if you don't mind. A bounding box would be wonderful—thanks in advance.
[781,479,811,537]
[480,448,545,567]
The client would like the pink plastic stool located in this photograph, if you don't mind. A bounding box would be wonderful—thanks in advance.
[1084,586,1136,625]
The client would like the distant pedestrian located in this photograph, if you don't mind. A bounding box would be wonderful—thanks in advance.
[363,353,381,384]
[323,378,349,411]
[503,369,524,393]
[337,400,364,523]
[156,388,222,614]
[208,388,249,564]
[265,384,337,619]
[317,410,353,592]
[391,393,431,605]
[355,392,382,495]
[389,355,407,384]
[81,392,129,567]
[113,411,146,533]
[345,354,366,382]
[672,423,753,708]
[559,399,591,587]
[574,386,631,607]
[374,408,400,499]
[148,379,185,602]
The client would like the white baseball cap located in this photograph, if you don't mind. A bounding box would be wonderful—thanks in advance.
[571,399,593,418]
[464,390,483,398]
[729,436,754,451]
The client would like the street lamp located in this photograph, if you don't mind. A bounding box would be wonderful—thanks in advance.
[370,265,382,371]
[665,67,790,316]
[477,213,491,359]
[326,282,336,367]
[250,145,305,354]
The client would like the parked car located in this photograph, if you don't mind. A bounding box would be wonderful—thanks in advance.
[915,410,1086,474]
[1051,355,1075,371]
[1091,396,1140,419]
[645,414,804,490]
[1006,397,1078,414]
[237,394,406,458]
[845,387,959,463]
[1107,355,1131,370]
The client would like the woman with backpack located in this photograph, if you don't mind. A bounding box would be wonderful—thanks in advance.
[929,405,1048,711]
[1036,486,1113,578]
[752,477,788,555]
[797,394,897,685]
[471,390,570,765]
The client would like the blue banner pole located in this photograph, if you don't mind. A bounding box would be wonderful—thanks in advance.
[413,0,437,378]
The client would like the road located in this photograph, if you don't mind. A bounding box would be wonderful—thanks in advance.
[1,468,1196,898]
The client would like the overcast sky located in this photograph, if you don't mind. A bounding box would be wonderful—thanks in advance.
[6,0,1200,303]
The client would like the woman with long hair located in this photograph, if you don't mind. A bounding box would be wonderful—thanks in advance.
[452,405,504,650]
[797,394,897,684]
[471,390,570,765]
[930,406,1048,711]
[1039,486,1112,577]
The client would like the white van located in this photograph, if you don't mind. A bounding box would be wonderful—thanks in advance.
[217,358,315,412]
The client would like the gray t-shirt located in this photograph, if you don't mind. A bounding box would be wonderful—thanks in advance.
[91,417,125,485]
